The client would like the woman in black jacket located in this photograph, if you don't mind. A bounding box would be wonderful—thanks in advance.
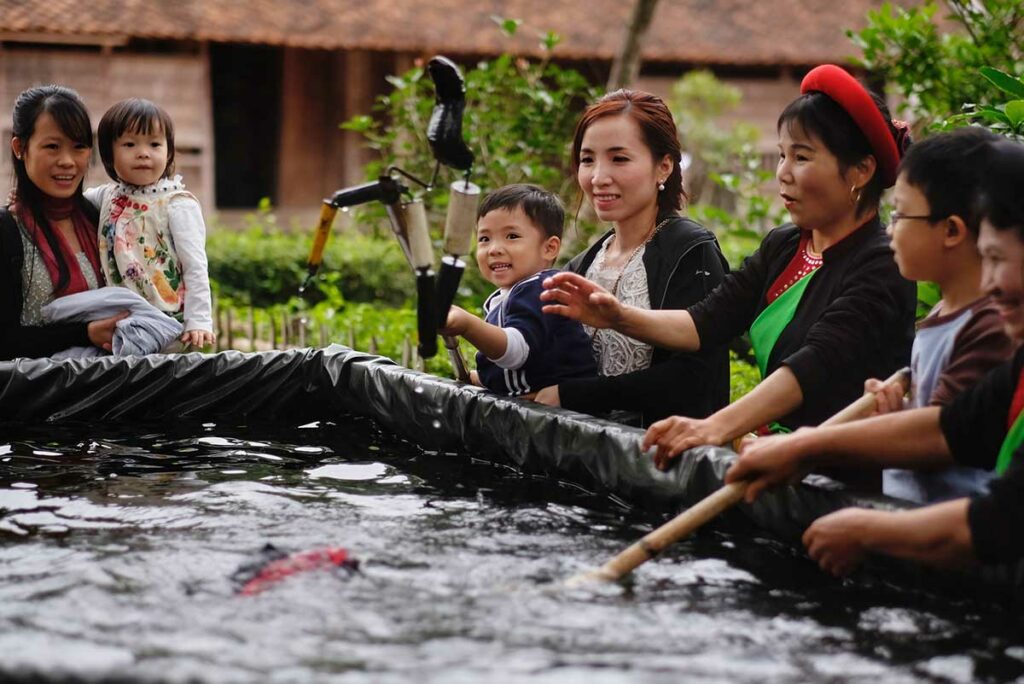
[533,90,730,425]
[542,65,916,471]
[1,85,122,361]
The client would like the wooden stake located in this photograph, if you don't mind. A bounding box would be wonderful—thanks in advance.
[225,308,234,350]
[248,306,256,352]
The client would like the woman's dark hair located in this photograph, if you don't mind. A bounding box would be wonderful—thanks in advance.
[778,90,908,217]
[976,140,1024,242]
[571,89,686,216]
[97,98,175,182]
[10,84,94,293]
[898,127,1000,236]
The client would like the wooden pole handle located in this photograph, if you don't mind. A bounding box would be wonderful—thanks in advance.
[564,366,911,587]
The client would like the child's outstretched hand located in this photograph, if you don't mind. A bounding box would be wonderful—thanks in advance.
[440,306,473,337]
[181,329,216,348]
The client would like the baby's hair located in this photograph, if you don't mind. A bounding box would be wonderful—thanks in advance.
[898,127,1000,236]
[478,184,565,239]
[97,98,175,182]
[976,140,1024,242]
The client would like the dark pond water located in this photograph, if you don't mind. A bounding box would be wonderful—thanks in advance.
[1,416,1023,683]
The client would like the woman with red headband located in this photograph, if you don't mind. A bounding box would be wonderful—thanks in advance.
[542,65,916,475]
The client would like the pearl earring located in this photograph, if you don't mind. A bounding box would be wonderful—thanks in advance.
[658,181,666,191]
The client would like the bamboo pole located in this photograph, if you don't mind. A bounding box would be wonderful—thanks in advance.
[565,367,911,587]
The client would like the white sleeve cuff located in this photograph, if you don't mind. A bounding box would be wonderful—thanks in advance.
[489,327,529,369]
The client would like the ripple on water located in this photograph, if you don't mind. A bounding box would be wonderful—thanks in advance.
[1,420,1023,683]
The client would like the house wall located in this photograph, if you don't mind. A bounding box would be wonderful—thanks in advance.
[0,47,214,212]
[275,47,395,209]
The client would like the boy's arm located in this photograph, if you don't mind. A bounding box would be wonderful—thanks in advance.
[442,306,508,360]
[802,499,973,577]
[725,407,953,502]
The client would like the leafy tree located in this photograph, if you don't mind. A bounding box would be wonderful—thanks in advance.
[342,20,598,238]
[848,0,1023,131]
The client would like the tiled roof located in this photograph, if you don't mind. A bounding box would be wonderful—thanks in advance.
[0,0,919,66]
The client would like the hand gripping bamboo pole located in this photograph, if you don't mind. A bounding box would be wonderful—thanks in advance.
[565,367,910,587]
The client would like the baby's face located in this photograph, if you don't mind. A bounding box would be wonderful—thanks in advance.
[113,125,168,187]
[475,207,559,288]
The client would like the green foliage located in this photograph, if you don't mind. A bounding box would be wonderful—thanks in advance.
[916,281,942,320]
[667,70,786,268]
[207,219,416,307]
[219,297,465,376]
[848,0,1024,131]
[341,25,599,237]
[945,67,1024,139]
[729,350,761,403]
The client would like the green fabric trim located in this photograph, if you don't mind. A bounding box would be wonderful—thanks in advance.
[749,270,817,379]
[996,409,1024,475]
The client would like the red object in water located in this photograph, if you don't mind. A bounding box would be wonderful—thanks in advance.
[237,546,358,596]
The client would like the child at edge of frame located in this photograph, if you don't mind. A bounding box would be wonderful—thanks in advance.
[440,183,597,398]
[85,98,215,350]
[865,127,1015,504]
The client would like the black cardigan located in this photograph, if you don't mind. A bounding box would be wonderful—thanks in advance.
[689,217,916,430]
[557,214,731,424]
[0,206,93,360]
[940,345,1024,563]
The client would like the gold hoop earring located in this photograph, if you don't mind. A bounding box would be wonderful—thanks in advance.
[850,184,862,206]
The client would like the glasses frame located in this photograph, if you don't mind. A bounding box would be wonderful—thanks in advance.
[890,212,942,225]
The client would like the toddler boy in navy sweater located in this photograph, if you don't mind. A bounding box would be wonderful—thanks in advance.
[440,184,596,397]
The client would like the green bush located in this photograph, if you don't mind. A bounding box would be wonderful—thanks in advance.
[729,350,761,403]
[208,223,419,307]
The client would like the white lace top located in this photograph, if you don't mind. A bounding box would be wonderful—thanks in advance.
[584,237,654,376]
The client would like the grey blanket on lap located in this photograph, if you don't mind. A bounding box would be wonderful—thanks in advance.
[42,286,184,358]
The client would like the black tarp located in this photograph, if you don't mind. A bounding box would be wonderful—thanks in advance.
[2,345,1021,599]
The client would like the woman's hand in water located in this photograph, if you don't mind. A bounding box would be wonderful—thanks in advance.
[181,329,216,348]
[642,416,725,470]
[439,306,473,337]
[534,385,560,407]
[87,311,130,352]
[540,272,625,330]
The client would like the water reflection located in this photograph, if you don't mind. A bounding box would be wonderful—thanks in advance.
[0,418,1022,682]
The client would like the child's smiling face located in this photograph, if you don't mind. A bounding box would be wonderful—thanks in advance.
[475,207,560,289]
[113,124,168,186]
[979,219,1024,342]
